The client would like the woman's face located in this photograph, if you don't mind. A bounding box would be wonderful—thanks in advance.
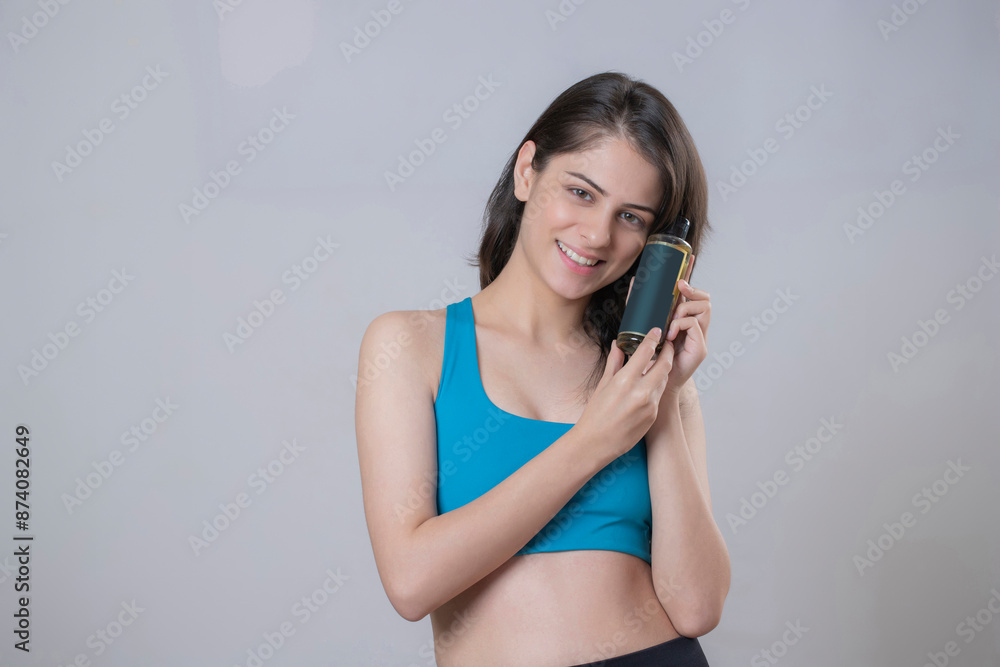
[513,137,662,301]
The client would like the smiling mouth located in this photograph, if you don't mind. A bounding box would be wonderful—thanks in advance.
[556,240,604,267]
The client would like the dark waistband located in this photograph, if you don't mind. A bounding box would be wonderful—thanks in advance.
[568,635,710,667]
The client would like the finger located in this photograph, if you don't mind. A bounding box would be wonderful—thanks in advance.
[646,339,673,376]
[675,295,711,337]
[672,299,710,321]
[675,316,708,346]
[668,315,705,348]
[667,315,694,342]
[683,255,696,286]
[678,279,710,301]
[626,275,634,305]
[622,326,663,380]
[602,340,626,382]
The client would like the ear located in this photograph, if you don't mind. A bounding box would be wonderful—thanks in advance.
[513,140,537,203]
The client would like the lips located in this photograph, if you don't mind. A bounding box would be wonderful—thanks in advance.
[556,240,604,266]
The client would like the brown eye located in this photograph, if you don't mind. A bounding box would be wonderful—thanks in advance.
[622,211,644,227]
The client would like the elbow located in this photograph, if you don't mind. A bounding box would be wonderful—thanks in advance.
[386,568,431,623]
[671,605,723,638]
[662,581,729,638]
[381,525,441,622]
[392,599,428,624]
[674,550,731,637]
[388,586,428,623]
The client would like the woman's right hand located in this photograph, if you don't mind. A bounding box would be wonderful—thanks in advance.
[574,323,674,466]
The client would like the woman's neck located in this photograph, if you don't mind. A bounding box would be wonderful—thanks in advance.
[475,247,594,348]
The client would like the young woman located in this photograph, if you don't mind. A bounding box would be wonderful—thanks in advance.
[356,71,730,666]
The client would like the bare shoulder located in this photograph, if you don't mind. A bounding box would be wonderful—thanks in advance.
[357,304,449,400]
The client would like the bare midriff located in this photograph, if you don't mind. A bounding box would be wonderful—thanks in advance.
[429,549,681,667]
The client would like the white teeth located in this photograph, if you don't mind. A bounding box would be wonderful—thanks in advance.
[557,240,600,266]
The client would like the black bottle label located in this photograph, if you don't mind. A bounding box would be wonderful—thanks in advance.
[619,241,690,338]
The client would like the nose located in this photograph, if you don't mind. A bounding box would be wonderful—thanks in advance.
[579,209,613,250]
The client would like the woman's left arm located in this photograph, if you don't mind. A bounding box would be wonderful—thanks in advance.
[643,279,731,638]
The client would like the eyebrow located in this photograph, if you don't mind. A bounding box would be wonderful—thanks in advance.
[564,171,659,216]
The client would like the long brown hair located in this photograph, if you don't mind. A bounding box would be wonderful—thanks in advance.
[464,71,712,398]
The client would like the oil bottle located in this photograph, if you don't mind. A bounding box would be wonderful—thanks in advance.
[616,216,694,357]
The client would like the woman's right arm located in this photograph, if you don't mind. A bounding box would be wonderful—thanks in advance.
[355,310,665,622]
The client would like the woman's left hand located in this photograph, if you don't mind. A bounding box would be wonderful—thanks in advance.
[661,278,711,399]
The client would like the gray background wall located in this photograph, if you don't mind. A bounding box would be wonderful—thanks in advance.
[1,0,998,665]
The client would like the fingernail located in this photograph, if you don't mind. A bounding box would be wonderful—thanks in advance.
[650,327,662,340]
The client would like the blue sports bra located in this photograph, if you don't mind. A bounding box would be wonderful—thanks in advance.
[434,295,652,564]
